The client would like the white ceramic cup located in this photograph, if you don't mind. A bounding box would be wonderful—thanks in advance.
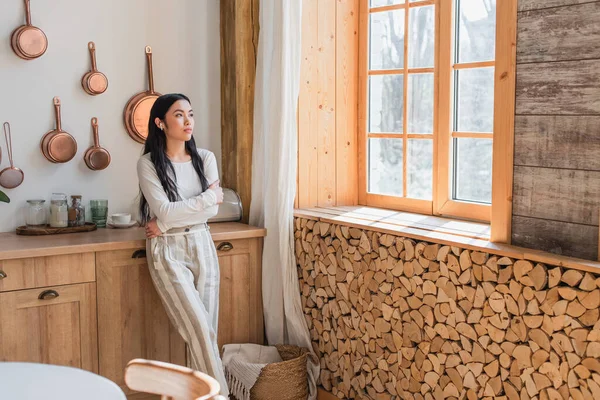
[111,213,131,224]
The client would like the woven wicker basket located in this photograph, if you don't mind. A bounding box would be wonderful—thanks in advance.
[248,345,310,400]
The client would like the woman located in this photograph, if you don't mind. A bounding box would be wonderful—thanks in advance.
[137,93,228,396]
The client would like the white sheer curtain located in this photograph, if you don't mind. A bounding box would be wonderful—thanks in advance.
[248,0,319,398]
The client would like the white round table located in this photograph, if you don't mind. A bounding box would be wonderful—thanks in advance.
[0,362,127,399]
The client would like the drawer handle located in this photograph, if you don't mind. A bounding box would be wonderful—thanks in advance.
[132,249,147,259]
[38,290,59,300]
[0,270,6,280]
[217,242,233,252]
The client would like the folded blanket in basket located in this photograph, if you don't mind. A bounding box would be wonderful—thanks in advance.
[222,343,283,400]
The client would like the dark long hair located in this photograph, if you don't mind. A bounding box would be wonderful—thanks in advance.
[139,93,209,225]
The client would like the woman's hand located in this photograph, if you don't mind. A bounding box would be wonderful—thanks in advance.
[209,180,224,204]
[145,218,162,239]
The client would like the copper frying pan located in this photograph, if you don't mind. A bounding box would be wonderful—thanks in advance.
[82,42,108,96]
[10,0,47,60]
[124,46,161,144]
[84,118,111,170]
[41,97,77,163]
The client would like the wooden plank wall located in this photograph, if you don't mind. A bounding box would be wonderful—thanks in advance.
[220,0,260,223]
[296,0,359,208]
[511,0,600,260]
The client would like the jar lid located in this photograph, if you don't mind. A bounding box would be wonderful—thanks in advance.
[26,199,46,204]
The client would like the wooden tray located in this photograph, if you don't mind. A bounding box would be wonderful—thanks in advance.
[16,222,97,236]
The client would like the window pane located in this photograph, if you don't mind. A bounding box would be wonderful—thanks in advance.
[408,73,433,133]
[370,10,405,70]
[369,138,403,196]
[408,139,433,200]
[371,0,404,7]
[369,75,404,133]
[456,67,494,132]
[453,138,492,203]
[408,5,435,68]
[457,0,497,63]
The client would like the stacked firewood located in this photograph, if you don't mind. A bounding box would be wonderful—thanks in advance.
[295,217,600,400]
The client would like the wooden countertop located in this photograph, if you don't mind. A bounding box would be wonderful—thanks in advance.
[0,222,266,260]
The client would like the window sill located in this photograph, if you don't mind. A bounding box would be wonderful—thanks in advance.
[294,205,600,274]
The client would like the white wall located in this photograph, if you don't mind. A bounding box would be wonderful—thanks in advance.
[0,0,221,231]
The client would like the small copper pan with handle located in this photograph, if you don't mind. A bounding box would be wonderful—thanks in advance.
[124,46,161,144]
[10,0,47,60]
[41,97,77,163]
[0,122,24,189]
[82,42,108,96]
[84,118,111,170]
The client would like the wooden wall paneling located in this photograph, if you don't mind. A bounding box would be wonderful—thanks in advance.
[490,0,518,243]
[357,0,368,205]
[335,0,359,206]
[220,0,259,223]
[515,59,600,115]
[517,2,600,63]
[512,215,598,260]
[513,1,600,260]
[518,0,595,12]
[514,116,600,170]
[513,166,600,226]
[298,0,320,208]
[317,0,337,207]
[297,0,360,208]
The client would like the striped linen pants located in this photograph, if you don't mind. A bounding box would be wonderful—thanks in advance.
[146,223,229,396]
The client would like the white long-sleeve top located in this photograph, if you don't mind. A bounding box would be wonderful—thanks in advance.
[137,148,219,233]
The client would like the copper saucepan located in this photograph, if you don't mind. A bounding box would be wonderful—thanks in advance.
[82,42,108,96]
[41,97,77,163]
[124,46,161,144]
[10,0,48,60]
[84,118,111,170]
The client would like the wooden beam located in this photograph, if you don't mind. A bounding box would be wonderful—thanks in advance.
[490,0,517,243]
[220,0,260,223]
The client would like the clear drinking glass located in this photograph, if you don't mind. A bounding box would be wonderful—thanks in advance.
[90,199,108,228]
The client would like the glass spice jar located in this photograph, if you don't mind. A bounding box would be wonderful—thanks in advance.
[68,195,86,227]
[49,193,68,228]
[26,199,46,227]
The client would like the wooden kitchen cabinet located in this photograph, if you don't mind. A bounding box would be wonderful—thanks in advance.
[95,237,264,397]
[216,237,264,347]
[0,223,265,399]
[0,282,98,372]
[96,247,186,396]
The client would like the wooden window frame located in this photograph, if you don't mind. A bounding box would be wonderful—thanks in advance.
[358,0,436,216]
[358,0,517,242]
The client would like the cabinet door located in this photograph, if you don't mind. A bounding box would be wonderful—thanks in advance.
[0,283,98,372]
[96,248,186,395]
[216,238,264,347]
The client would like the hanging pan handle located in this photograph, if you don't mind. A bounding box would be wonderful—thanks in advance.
[88,42,98,71]
[3,122,15,168]
[146,46,155,94]
[91,117,100,147]
[24,0,32,26]
[53,97,62,131]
